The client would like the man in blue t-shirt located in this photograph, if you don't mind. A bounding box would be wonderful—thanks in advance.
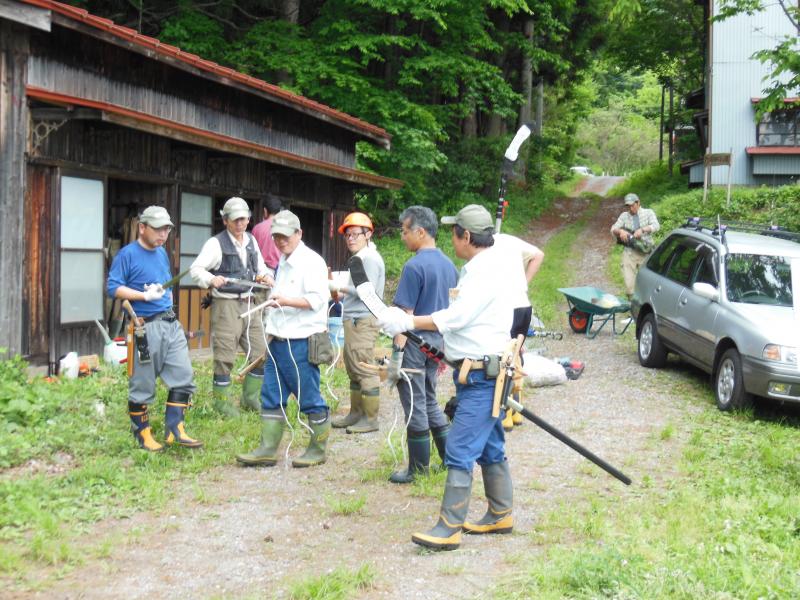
[107,206,202,452]
[387,206,458,484]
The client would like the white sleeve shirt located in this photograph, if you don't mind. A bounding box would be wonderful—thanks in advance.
[265,241,329,338]
[493,233,541,309]
[189,232,268,298]
[431,246,513,361]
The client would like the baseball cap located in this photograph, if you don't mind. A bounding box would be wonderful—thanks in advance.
[271,210,301,236]
[139,205,173,228]
[440,204,494,235]
[220,197,251,221]
[624,193,640,205]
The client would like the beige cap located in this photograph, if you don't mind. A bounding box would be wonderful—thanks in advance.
[441,204,494,234]
[139,205,173,228]
[220,197,251,220]
[624,193,640,205]
[271,210,301,236]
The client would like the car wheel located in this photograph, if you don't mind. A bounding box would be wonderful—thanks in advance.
[638,313,667,368]
[715,348,752,411]
[568,308,589,333]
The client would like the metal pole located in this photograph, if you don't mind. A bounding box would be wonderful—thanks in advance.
[659,84,665,162]
[668,84,674,174]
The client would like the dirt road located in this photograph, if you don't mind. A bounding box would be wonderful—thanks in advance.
[32,188,702,599]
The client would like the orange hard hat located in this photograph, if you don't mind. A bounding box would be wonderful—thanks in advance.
[338,212,374,234]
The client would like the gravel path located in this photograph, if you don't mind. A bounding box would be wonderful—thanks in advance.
[28,189,703,600]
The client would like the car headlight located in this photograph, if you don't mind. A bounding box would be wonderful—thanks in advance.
[762,344,798,365]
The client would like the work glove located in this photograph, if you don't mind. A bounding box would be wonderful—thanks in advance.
[444,396,459,421]
[377,307,415,337]
[142,283,165,302]
[386,350,403,386]
[328,280,340,293]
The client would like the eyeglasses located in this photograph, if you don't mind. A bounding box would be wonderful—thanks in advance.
[345,231,366,240]
[146,224,173,233]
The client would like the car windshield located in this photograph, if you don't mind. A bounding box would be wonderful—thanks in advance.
[726,254,793,306]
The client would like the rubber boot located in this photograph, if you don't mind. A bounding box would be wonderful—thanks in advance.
[501,408,514,432]
[511,392,524,426]
[292,411,331,468]
[411,468,473,551]
[463,461,513,535]
[236,409,285,466]
[346,389,379,434]
[332,387,363,428]
[390,429,430,484]
[212,382,240,418]
[240,372,263,412]
[431,424,449,464]
[164,390,203,448]
[128,402,163,452]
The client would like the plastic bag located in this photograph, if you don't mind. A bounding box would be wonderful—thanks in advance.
[522,353,567,387]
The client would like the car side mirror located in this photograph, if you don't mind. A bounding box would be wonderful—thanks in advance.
[693,282,719,302]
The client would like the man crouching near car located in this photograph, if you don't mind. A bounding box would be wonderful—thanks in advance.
[611,193,660,297]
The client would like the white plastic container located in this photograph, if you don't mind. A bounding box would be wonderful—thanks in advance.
[59,352,79,379]
[103,339,128,365]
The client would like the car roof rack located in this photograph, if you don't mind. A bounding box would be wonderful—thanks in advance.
[682,217,800,243]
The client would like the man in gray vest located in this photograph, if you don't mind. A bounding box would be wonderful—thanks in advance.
[190,197,271,416]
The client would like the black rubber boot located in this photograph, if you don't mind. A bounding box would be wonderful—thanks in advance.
[164,391,203,448]
[236,409,286,466]
[128,402,163,452]
[431,424,449,463]
[463,461,513,534]
[390,429,430,484]
[411,468,472,551]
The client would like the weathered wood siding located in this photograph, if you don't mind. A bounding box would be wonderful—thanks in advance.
[0,22,28,356]
[28,26,359,170]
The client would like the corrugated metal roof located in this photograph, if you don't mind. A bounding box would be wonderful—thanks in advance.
[19,0,392,146]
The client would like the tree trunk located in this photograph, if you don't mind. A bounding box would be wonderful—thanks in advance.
[276,0,301,84]
[518,18,534,127]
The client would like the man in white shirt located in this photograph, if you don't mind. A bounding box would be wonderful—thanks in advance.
[236,210,332,468]
[379,204,516,551]
[190,197,271,417]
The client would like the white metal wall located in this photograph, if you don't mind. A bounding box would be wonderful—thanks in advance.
[710,1,798,185]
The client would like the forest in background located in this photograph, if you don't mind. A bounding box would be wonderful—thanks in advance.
[64,1,795,219]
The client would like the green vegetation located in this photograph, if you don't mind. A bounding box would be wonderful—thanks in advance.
[324,493,366,516]
[288,563,376,600]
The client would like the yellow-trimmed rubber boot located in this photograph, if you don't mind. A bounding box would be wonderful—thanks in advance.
[346,389,379,434]
[128,402,163,452]
[236,409,285,466]
[164,390,203,449]
[411,468,472,551]
[241,371,263,412]
[501,408,514,432]
[332,386,362,428]
[292,411,330,468]
[463,461,513,535]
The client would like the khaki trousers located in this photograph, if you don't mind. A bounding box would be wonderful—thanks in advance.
[210,297,267,377]
[621,248,647,295]
[343,315,381,391]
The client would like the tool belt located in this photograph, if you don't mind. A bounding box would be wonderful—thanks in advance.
[143,310,176,323]
[455,356,501,384]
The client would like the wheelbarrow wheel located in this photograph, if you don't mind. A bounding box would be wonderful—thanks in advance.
[568,308,589,333]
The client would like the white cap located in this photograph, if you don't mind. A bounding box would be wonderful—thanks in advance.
[220,197,251,220]
[139,205,173,228]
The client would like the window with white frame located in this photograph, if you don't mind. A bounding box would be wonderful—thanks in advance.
[179,192,212,285]
[757,108,799,146]
[60,176,105,323]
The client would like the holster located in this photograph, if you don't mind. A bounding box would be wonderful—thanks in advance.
[134,325,151,364]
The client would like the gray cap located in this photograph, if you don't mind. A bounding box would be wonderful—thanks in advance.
[220,196,251,221]
[271,210,301,236]
[624,193,640,206]
[441,204,494,234]
[139,205,173,228]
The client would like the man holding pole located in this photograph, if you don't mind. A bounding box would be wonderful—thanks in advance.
[190,197,271,417]
[378,204,516,551]
[107,205,203,452]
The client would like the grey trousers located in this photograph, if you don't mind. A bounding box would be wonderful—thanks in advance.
[397,332,449,432]
[129,319,196,405]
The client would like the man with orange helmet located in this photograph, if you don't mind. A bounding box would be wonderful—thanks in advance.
[330,212,386,433]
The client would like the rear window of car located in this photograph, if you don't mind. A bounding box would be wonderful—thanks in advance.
[726,254,793,306]
[647,235,683,274]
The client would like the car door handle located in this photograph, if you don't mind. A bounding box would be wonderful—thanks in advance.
[680,298,688,305]
[655,285,662,293]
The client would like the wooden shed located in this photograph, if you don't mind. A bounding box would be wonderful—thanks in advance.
[0,0,402,372]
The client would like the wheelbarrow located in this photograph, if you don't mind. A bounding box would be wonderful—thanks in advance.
[557,286,633,339]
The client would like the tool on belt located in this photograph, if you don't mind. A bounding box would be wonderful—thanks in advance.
[121,300,151,373]
[348,255,632,486]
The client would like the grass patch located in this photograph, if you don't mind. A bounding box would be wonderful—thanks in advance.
[288,563,376,600]
[324,493,366,516]
[496,400,800,598]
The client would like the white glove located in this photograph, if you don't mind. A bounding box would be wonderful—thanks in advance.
[386,350,404,386]
[328,280,340,293]
[378,307,415,337]
[142,283,165,302]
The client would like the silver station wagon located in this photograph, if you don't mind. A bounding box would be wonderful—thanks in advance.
[631,219,800,411]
